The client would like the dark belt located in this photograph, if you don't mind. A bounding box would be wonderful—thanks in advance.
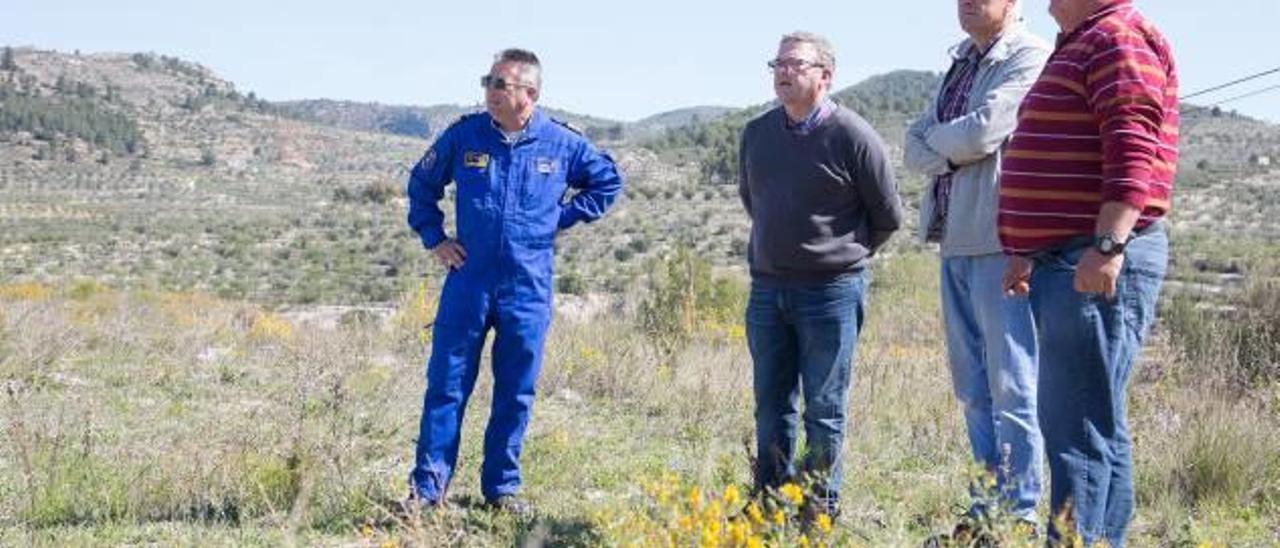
[1032,219,1165,259]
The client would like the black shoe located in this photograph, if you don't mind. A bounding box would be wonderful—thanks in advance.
[486,495,533,516]
[397,493,443,518]
[951,520,999,548]
[1013,518,1040,540]
[921,518,987,548]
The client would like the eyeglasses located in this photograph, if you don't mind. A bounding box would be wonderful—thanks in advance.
[766,58,826,72]
[480,74,535,91]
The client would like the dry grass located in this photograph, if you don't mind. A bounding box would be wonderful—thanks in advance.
[1,250,1277,546]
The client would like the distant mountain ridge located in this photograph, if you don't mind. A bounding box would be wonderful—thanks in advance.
[2,46,1277,191]
[2,45,1279,307]
[273,100,472,141]
[640,69,944,185]
[273,100,735,144]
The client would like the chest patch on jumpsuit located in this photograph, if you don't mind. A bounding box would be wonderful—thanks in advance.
[535,157,557,174]
[463,151,489,169]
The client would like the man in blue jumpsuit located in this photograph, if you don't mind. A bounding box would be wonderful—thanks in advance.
[405,48,623,513]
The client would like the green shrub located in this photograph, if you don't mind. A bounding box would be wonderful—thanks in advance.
[638,246,746,354]
[1163,268,1280,385]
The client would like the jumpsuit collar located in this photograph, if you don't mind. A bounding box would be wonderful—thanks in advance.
[488,108,548,145]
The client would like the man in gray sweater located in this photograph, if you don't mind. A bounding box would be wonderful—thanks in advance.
[739,31,903,518]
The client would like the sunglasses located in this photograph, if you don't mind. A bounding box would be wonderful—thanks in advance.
[480,74,535,91]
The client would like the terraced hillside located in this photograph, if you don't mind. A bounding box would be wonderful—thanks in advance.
[2,47,1278,307]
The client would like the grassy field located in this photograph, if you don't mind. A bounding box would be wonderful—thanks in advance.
[2,246,1277,547]
[4,47,1279,546]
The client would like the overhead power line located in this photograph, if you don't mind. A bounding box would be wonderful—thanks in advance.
[1205,83,1280,108]
[1180,66,1280,101]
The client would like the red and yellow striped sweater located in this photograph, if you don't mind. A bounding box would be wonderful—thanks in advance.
[998,0,1178,254]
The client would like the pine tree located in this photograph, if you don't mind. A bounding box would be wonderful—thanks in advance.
[200,146,217,167]
[1,47,16,71]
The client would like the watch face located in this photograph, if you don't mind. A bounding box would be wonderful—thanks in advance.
[1096,233,1122,255]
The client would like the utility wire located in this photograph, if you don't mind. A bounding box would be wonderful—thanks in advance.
[1206,83,1280,108]
[1182,83,1280,115]
[1180,66,1280,101]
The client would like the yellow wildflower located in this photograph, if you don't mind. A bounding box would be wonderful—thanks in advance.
[705,500,724,525]
[779,483,804,505]
[816,513,833,534]
[688,486,703,511]
[728,519,749,545]
[701,521,722,546]
[724,484,741,508]
[772,509,786,526]
[248,312,294,342]
[0,282,51,301]
[746,502,765,526]
[798,534,810,547]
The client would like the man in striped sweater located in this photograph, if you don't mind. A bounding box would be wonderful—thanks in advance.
[998,0,1178,545]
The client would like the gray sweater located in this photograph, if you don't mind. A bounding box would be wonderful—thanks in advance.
[738,105,904,284]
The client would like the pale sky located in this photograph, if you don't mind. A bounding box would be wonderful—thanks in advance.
[4,1,1278,122]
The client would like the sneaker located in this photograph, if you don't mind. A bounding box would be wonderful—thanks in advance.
[486,495,533,517]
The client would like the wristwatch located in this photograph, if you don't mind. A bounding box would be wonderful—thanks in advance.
[1093,232,1128,256]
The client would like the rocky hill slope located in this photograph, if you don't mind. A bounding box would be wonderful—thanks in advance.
[2,46,1277,305]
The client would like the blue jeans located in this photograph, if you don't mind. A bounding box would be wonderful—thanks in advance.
[746,271,867,515]
[1030,225,1167,547]
[940,254,1042,520]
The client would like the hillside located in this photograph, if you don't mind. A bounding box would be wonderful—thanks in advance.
[273,100,469,141]
[626,105,736,140]
[275,99,638,145]
[3,46,1279,547]
[2,47,1279,308]
[0,48,426,175]
[0,47,718,305]
[274,100,729,145]
[641,70,942,189]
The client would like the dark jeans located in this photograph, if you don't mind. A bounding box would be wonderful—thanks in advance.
[746,271,867,515]
[1031,225,1167,547]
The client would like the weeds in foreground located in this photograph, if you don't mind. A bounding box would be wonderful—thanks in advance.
[2,255,1277,546]
[597,474,841,547]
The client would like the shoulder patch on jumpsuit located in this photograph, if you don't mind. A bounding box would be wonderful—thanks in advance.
[422,114,477,170]
[448,112,485,129]
[550,117,584,136]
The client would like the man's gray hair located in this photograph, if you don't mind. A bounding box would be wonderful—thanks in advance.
[494,48,542,88]
[780,31,836,70]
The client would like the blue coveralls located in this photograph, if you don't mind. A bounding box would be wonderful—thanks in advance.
[406,108,623,502]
